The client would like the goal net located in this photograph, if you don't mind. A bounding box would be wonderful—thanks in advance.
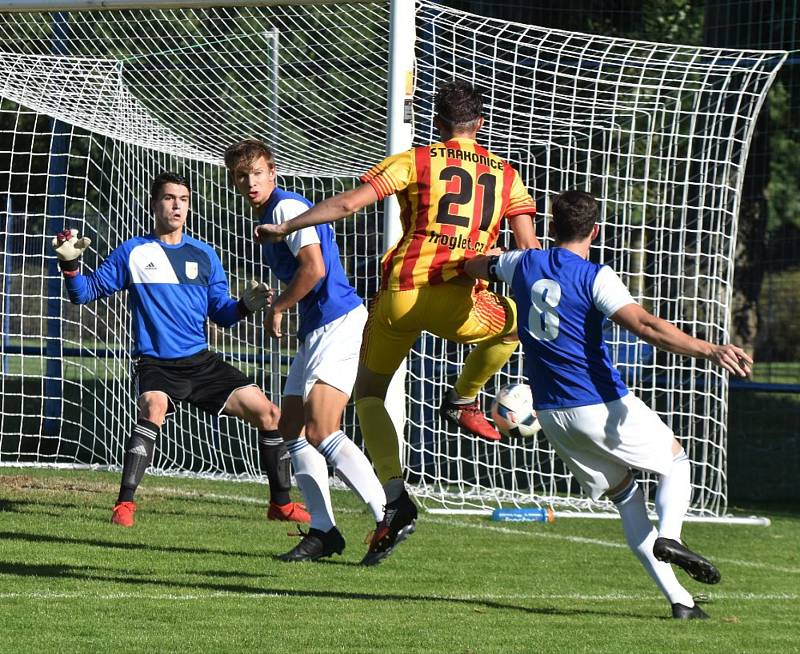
[0,1,785,518]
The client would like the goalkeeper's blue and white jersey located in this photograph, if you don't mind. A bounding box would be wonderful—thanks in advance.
[64,233,243,359]
[495,248,634,410]
[259,187,361,341]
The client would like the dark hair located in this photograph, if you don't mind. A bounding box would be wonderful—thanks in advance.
[551,190,600,242]
[224,139,275,171]
[434,80,483,130]
[150,171,191,202]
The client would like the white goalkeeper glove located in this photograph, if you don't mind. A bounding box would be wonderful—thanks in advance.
[51,228,91,276]
[237,279,272,316]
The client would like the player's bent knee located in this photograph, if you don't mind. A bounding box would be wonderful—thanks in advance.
[607,473,636,502]
[277,396,304,439]
[277,416,302,438]
[303,419,336,446]
[353,384,387,403]
[255,400,280,431]
[353,366,392,402]
[303,427,324,447]
[138,392,168,425]
[228,387,280,430]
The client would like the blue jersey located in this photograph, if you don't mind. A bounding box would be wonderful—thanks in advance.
[496,248,634,410]
[259,187,361,341]
[64,233,243,359]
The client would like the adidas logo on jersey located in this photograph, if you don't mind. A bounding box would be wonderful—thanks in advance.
[144,262,157,270]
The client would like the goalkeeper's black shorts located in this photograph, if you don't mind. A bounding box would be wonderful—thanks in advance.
[133,349,256,416]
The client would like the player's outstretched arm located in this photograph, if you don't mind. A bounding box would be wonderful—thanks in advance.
[239,279,272,314]
[264,244,325,338]
[51,228,127,305]
[610,303,753,378]
[204,240,271,326]
[463,254,492,281]
[507,214,541,250]
[208,275,272,328]
[51,228,91,277]
[254,183,379,243]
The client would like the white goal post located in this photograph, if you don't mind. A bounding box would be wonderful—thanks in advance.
[0,0,786,522]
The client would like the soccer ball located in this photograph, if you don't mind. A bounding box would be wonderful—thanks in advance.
[490,384,541,438]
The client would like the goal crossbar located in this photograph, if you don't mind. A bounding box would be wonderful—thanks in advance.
[0,0,380,12]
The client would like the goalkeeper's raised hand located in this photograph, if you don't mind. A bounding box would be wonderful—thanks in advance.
[237,279,272,316]
[51,228,91,277]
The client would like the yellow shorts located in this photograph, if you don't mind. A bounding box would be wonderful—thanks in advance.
[360,282,517,375]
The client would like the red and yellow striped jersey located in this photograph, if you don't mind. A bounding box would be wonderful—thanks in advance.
[361,137,536,291]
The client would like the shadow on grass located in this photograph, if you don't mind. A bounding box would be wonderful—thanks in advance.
[0,560,656,620]
[0,531,270,559]
[0,499,84,520]
[0,529,380,569]
[265,553,360,567]
[0,499,25,512]
[0,496,270,525]
[0,498,102,519]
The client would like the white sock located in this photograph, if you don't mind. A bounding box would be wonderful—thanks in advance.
[446,387,476,405]
[318,431,386,522]
[611,480,694,607]
[656,451,692,541]
[285,437,334,532]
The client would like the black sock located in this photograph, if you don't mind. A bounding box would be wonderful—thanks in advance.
[117,419,158,503]
[258,430,291,505]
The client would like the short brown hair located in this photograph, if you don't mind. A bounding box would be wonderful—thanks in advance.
[434,80,483,131]
[150,171,190,202]
[224,139,275,171]
[551,190,599,242]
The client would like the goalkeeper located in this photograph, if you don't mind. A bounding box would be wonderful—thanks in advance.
[51,171,309,528]
[465,190,753,620]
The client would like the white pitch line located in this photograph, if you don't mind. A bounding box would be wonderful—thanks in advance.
[146,488,800,576]
[455,591,800,602]
[711,556,800,574]
[423,517,800,574]
[432,516,627,549]
[0,590,796,603]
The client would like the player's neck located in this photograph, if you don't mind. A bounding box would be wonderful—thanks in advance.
[557,240,591,260]
[154,227,183,245]
[439,129,478,142]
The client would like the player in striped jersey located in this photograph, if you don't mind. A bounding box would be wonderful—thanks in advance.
[51,171,309,527]
[255,80,541,564]
[225,140,386,562]
[465,190,753,619]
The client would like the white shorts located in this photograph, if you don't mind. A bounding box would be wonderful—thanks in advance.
[537,393,675,501]
[283,304,367,401]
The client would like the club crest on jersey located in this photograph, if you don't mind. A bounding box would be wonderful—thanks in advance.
[185,261,198,279]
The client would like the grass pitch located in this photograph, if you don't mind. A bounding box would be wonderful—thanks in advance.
[0,468,798,653]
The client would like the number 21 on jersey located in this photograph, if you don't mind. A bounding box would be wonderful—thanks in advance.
[528,279,561,341]
[436,166,496,231]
